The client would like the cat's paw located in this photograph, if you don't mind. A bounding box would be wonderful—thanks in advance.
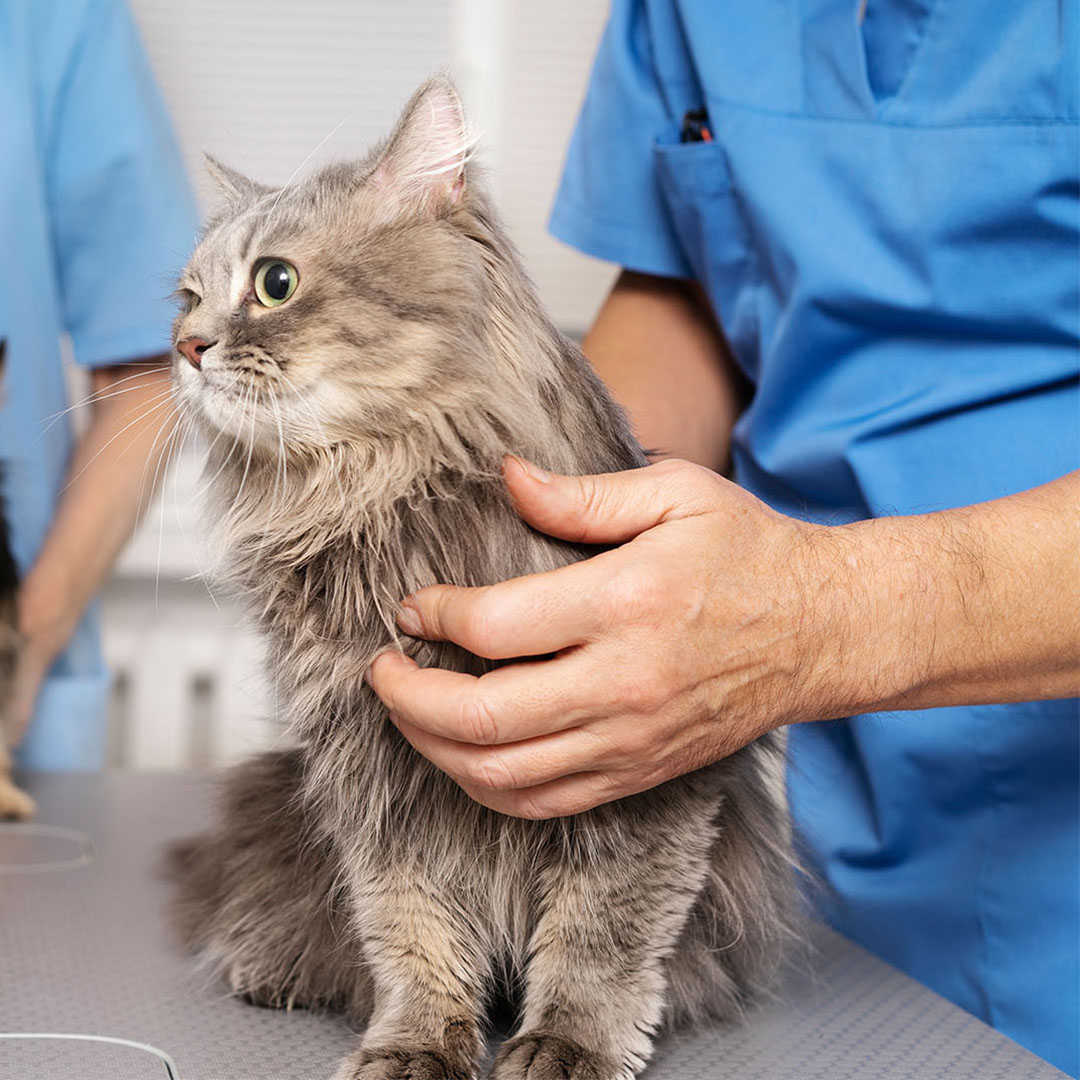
[0,779,35,820]
[492,1033,620,1080]
[333,1045,474,1080]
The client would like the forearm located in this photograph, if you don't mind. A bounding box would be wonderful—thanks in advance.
[582,270,745,471]
[810,471,1080,718]
[19,361,178,663]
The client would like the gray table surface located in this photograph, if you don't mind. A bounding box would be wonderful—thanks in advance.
[0,772,1066,1080]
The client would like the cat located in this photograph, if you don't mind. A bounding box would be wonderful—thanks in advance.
[0,338,35,820]
[166,78,797,1080]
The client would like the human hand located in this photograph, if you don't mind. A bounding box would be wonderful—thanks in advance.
[368,457,844,818]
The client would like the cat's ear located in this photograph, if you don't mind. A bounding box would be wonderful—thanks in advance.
[204,155,274,207]
[368,77,472,218]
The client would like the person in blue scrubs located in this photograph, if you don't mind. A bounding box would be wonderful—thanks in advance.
[1,0,197,768]
[367,2,1079,1074]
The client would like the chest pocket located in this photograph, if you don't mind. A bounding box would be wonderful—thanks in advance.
[652,132,763,380]
[860,0,938,105]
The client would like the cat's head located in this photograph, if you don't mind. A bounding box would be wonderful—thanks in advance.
[173,78,502,457]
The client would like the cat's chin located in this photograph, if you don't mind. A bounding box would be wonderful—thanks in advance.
[187,384,286,455]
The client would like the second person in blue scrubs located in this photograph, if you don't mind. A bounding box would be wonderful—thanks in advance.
[2,0,197,769]
[368,2,1080,1075]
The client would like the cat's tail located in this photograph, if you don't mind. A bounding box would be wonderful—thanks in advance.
[162,747,372,1021]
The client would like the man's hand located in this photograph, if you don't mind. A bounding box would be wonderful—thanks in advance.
[368,456,833,818]
[369,458,1080,819]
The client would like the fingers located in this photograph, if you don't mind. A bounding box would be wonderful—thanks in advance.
[459,771,627,820]
[396,457,724,657]
[392,709,639,819]
[391,713,612,795]
[368,649,593,744]
[397,554,618,658]
[501,455,720,545]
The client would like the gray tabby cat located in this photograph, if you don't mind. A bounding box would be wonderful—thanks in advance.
[168,79,796,1080]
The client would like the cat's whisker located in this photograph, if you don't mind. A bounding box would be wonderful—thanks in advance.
[233,382,259,510]
[273,370,325,439]
[266,109,359,222]
[152,410,193,610]
[142,405,196,609]
[197,385,251,500]
[59,392,181,496]
[217,381,259,530]
[36,375,177,440]
[274,371,350,514]
[136,387,194,523]
[264,381,288,513]
[161,407,226,612]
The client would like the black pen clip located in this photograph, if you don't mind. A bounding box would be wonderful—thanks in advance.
[680,107,713,143]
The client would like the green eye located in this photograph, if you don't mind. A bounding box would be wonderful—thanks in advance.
[254,259,298,307]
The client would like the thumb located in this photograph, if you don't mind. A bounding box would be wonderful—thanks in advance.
[502,456,716,545]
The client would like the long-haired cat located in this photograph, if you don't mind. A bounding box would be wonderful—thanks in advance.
[0,338,34,820]
[167,79,796,1080]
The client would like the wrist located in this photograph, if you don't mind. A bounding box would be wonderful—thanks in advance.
[790,515,945,722]
[18,563,78,665]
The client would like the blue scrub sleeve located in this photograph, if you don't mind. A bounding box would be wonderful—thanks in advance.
[44,0,197,368]
[548,0,692,278]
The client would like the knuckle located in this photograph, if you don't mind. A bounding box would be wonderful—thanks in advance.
[606,722,651,763]
[612,672,668,715]
[570,476,612,541]
[459,591,504,657]
[653,457,720,505]
[414,585,449,632]
[513,791,557,821]
[601,561,669,625]
[457,690,501,745]
[468,751,519,793]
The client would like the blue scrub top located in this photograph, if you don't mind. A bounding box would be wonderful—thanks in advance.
[550,2,1079,1074]
[0,0,197,768]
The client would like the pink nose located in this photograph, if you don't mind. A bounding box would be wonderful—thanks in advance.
[178,337,214,370]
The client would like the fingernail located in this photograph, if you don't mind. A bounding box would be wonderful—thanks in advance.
[507,455,550,483]
[396,600,423,636]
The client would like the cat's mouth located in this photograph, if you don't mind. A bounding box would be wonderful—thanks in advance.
[183,363,318,459]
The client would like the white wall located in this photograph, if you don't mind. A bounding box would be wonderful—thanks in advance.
[105,0,617,769]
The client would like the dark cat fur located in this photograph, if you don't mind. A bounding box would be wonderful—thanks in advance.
[166,79,797,1080]
[0,337,34,819]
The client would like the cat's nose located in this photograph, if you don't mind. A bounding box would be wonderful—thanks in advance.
[177,337,215,370]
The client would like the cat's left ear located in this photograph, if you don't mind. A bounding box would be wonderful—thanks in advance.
[368,77,471,218]
[204,155,275,208]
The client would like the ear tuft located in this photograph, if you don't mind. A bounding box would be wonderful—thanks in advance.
[204,155,274,206]
[368,76,474,217]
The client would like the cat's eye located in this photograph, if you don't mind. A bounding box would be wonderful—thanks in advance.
[179,289,201,312]
[254,259,299,307]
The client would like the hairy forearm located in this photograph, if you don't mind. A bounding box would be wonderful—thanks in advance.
[582,270,745,472]
[19,361,177,665]
[809,471,1080,718]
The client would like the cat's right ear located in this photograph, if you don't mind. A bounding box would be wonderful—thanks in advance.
[367,77,473,221]
[204,155,274,207]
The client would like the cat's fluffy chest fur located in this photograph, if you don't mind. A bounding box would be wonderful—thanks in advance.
[167,78,796,1080]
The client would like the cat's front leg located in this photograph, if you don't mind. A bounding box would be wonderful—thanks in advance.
[332,864,489,1080]
[494,796,717,1080]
